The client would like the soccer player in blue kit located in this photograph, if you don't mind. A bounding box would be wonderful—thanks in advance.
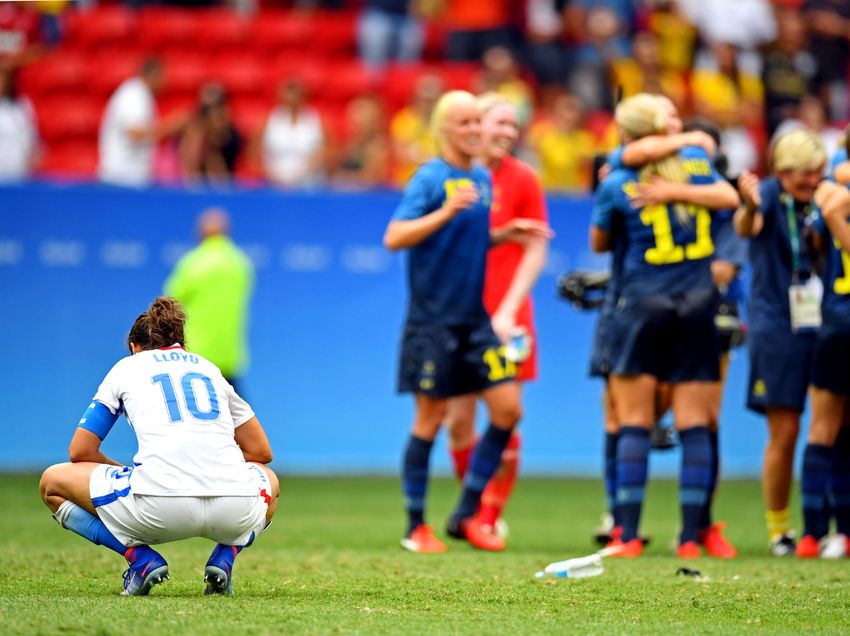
[384,90,550,553]
[735,130,826,555]
[590,94,740,558]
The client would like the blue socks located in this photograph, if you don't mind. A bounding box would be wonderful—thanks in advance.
[402,435,433,536]
[832,429,850,536]
[604,432,619,525]
[53,500,127,556]
[803,443,834,540]
[679,426,713,544]
[616,426,650,542]
[451,424,513,523]
[699,430,720,530]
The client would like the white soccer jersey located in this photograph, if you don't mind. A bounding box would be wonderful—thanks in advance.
[93,345,257,497]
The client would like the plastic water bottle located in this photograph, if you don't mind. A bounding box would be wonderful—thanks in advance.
[535,554,604,579]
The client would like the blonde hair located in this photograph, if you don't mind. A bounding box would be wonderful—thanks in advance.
[431,90,477,153]
[772,128,827,173]
[476,91,513,118]
[616,93,691,224]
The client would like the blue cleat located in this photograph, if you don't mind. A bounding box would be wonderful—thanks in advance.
[122,546,169,596]
[204,544,238,595]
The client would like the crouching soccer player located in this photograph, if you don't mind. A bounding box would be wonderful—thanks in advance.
[39,297,279,595]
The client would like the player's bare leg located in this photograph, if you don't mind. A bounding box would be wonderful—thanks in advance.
[763,407,801,555]
[446,394,478,480]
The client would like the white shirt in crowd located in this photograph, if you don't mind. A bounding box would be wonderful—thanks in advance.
[0,95,36,179]
[98,77,156,186]
[262,105,323,187]
[93,346,256,497]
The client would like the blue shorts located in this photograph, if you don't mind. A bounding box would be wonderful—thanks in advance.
[810,322,850,397]
[589,307,618,379]
[746,329,816,414]
[610,287,720,383]
[397,322,515,397]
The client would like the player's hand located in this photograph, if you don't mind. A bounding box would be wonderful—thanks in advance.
[491,309,515,344]
[629,176,678,207]
[444,185,479,216]
[492,218,554,246]
[683,131,716,157]
[597,163,611,182]
[738,171,761,211]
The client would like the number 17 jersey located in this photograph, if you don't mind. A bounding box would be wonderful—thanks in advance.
[92,346,256,497]
[592,146,721,299]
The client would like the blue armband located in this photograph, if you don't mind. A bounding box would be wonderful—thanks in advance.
[78,401,118,441]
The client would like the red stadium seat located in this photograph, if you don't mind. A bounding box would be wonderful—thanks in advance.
[137,7,197,55]
[193,9,250,55]
[157,92,197,118]
[251,10,318,57]
[267,54,325,98]
[64,6,135,52]
[439,62,480,92]
[39,140,99,178]
[208,52,265,99]
[310,11,356,58]
[20,53,88,97]
[161,54,209,100]
[36,97,102,143]
[87,54,144,97]
[230,95,274,138]
[312,59,378,104]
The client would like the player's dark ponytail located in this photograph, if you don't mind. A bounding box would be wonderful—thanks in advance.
[127,296,187,351]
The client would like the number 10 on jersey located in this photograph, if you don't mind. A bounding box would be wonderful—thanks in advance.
[152,372,220,422]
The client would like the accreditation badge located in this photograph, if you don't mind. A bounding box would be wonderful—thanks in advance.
[788,276,823,332]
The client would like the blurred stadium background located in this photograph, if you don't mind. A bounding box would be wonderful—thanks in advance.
[2,0,846,476]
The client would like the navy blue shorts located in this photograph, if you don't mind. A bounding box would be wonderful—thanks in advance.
[810,322,850,397]
[397,322,515,397]
[746,329,816,414]
[589,307,618,379]
[609,287,720,383]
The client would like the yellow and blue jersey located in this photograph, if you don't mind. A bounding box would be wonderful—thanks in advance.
[392,157,493,326]
[748,177,820,334]
[591,146,720,299]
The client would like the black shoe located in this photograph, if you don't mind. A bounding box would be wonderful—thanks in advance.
[650,422,677,450]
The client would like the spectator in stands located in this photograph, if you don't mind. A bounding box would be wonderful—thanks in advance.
[645,0,697,74]
[611,30,687,114]
[773,95,842,160]
[529,92,594,192]
[0,64,37,180]
[477,46,533,128]
[524,0,569,92]
[260,78,325,189]
[442,0,514,62]
[164,207,254,396]
[0,2,44,67]
[390,73,442,187]
[567,5,629,111]
[357,0,424,72]
[762,7,818,137]
[805,0,850,121]
[98,58,187,187]
[691,42,762,177]
[179,83,241,184]
[332,94,389,187]
[678,0,776,76]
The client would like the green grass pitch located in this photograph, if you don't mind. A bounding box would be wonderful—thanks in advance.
[1,474,848,634]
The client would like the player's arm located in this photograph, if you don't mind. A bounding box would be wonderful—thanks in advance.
[733,171,765,237]
[833,161,850,186]
[384,184,478,251]
[69,402,122,465]
[234,416,273,464]
[817,181,850,254]
[629,177,740,210]
[590,178,617,253]
[620,131,716,167]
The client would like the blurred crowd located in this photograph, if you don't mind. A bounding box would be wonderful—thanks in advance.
[1,0,849,191]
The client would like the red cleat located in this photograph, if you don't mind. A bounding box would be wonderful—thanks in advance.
[795,534,820,559]
[700,522,738,559]
[606,537,643,558]
[450,517,505,551]
[400,525,447,553]
[677,541,702,559]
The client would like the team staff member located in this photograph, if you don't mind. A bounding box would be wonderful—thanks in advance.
[165,208,254,394]
[734,129,827,556]
[384,90,550,553]
[444,93,550,537]
[39,297,279,596]
[796,178,850,558]
[591,94,740,559]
